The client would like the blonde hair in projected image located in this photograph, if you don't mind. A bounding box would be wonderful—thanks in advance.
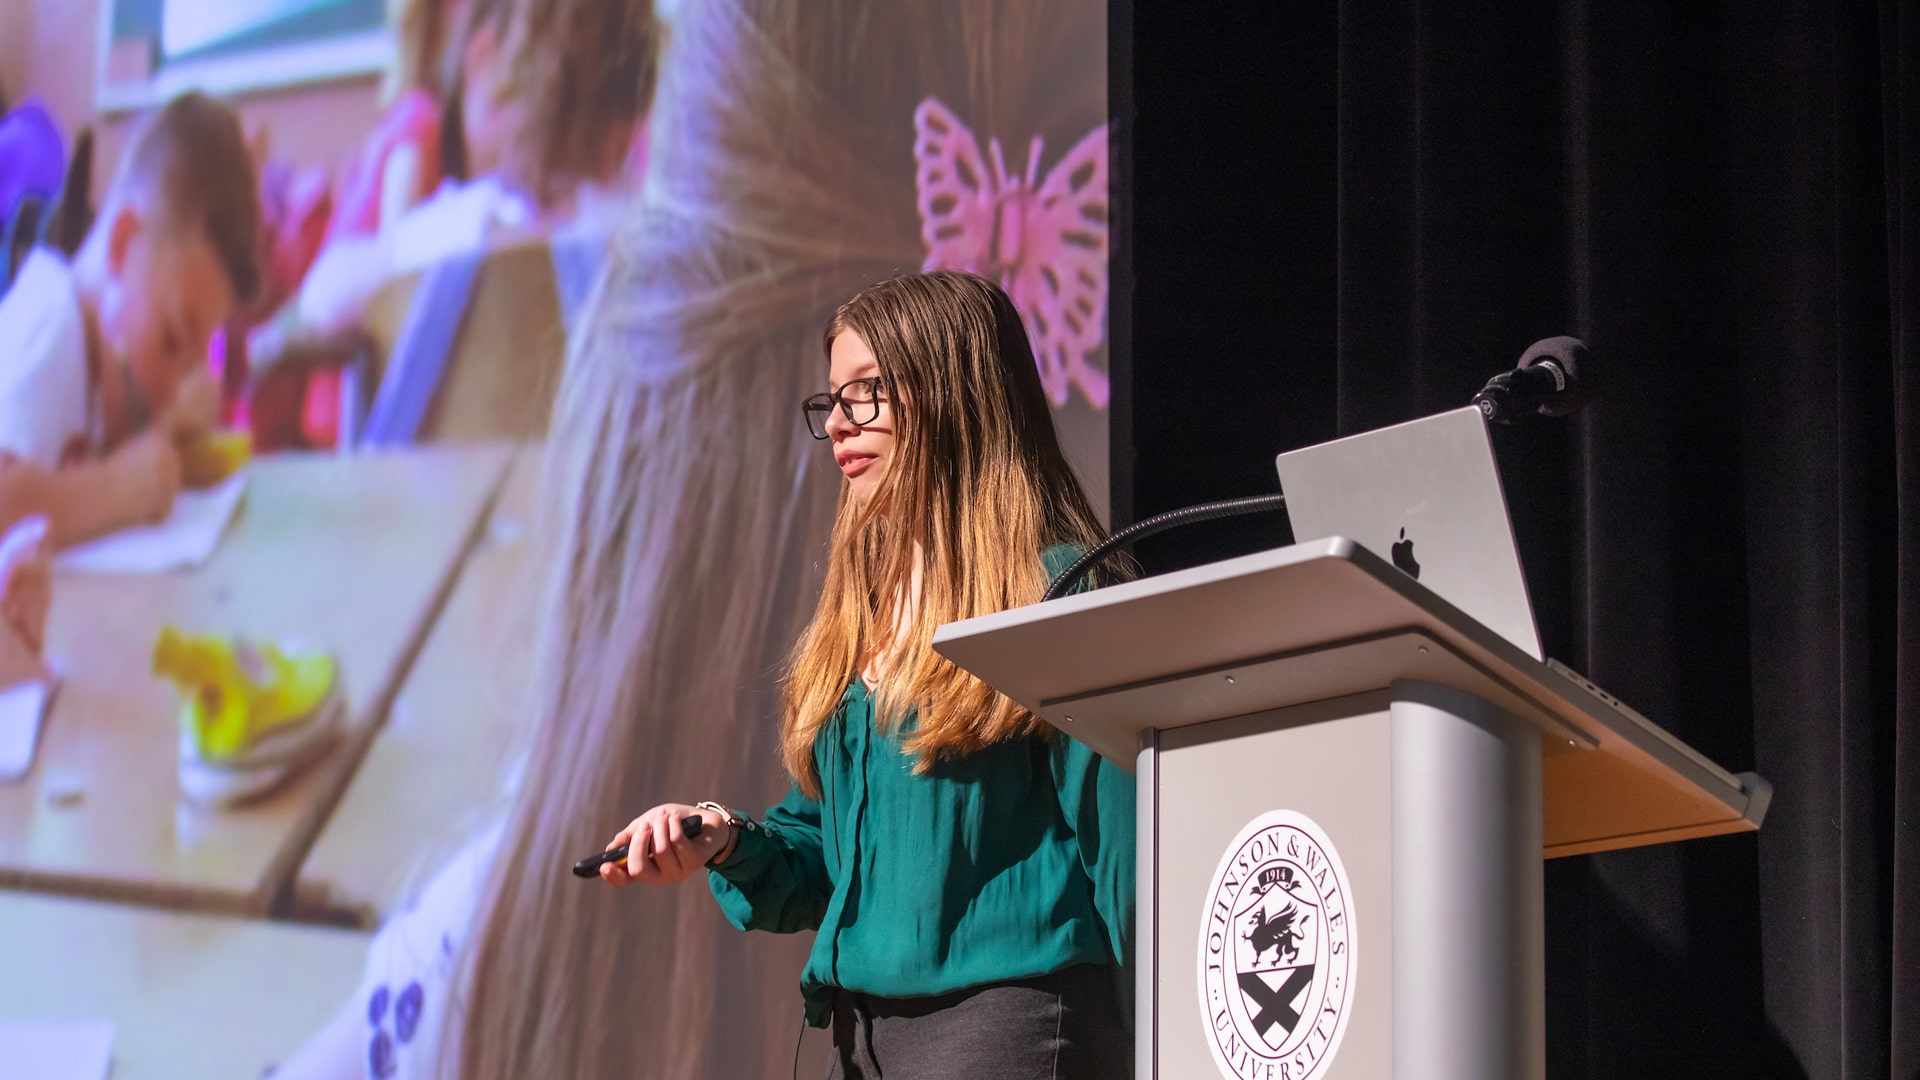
[448,2,1105,1078]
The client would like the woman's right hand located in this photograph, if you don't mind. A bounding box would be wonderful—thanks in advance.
[599,803,731,887]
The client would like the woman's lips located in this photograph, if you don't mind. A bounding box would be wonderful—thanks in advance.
[837,453,877,476]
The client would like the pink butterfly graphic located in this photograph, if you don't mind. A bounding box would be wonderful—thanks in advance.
[913,98,1111,409]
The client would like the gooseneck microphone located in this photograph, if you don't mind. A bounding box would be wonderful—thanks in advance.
[1473,336,1594,423]
[1044,336,1596,600]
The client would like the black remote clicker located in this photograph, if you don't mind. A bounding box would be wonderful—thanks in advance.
[572,815,703,878]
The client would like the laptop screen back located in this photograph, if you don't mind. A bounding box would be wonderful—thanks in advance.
[1274,406,1542,658]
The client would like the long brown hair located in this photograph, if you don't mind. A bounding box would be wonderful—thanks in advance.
[781,271,1109,796]
[447,219,838,1078]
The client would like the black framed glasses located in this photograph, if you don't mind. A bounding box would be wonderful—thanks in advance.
[802,378,886,439]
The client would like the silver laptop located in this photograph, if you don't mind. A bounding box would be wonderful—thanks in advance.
[1274,405,1543,659]
[1272,406,1753,795]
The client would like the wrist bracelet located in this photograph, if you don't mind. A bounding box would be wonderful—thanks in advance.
[697,801,754,867]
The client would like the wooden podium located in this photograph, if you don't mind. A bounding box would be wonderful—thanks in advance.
[933,538,1770,1080]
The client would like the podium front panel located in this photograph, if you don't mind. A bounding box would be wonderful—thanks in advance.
[1153,691,1397,1079]
[1145,683,1545,1080]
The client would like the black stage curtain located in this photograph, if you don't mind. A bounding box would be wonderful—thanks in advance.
[1113,1,1916,1076]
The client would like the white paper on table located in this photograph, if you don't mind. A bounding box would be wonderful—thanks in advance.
[0,679,52,781]
[0,1020,113,1080]
[55,473,247,574]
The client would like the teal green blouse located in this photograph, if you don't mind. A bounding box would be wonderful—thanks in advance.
[707,551,1135,1028]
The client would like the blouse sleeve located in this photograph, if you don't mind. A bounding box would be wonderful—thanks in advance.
[705,781,833,934]
[1041,541,1136,1014]
[1049,733,1137,992]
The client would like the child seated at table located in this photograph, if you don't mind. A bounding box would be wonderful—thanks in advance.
[294,0,658,337]
[0,92,261,548]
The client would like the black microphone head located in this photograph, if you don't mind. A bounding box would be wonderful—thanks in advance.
[1515,336,1593,417]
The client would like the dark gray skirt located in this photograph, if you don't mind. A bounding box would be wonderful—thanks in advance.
[824,964,1133,1079]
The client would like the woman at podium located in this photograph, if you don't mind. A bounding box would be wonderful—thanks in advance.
[602,271,1136,1078]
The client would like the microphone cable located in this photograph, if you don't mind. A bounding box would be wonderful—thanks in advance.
[1042,493,1289,602]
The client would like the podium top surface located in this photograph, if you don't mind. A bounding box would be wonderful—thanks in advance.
[933,538,1769,858]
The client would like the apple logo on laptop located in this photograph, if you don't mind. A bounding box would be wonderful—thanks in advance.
[1391,528,1421,579]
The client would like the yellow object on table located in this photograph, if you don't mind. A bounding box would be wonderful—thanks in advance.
[152,626,346,808]
[180,429,251,489]
[152,628,338,760]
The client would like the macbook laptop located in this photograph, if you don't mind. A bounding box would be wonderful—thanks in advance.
[1274,405,1543,659]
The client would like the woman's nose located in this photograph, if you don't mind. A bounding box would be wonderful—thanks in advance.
[823,402,857,439]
